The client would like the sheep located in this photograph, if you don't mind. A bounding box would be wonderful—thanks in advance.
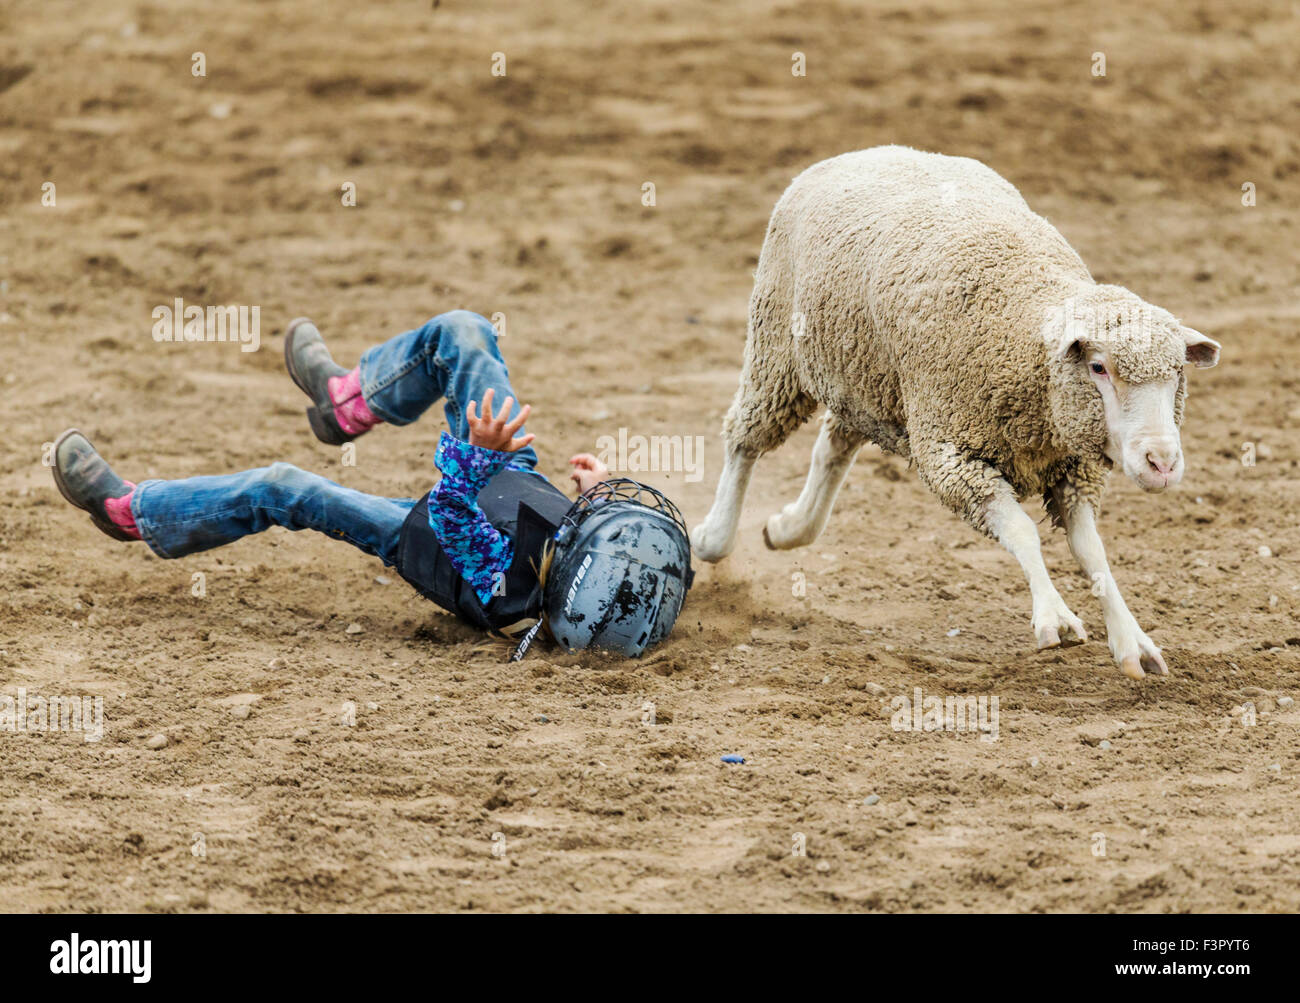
[691,146,1221,679]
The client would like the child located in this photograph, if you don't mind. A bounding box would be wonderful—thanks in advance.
[53,311,693,658]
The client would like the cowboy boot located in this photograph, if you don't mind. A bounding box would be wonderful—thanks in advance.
[284,317,380,445]
[52,429,139,541]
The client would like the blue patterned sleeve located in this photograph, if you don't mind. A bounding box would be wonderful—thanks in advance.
[429,431,514,607]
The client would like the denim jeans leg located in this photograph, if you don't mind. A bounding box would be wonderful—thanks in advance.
[356,310,539,471]
[131,463,415,563]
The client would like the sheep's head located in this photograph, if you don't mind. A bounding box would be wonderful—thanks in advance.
[1043,287,1220,493]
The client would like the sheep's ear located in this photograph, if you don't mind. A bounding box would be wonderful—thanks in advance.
[1055,336,1087,363]
[1042,308,1088,362]
[1182,327,1220,369]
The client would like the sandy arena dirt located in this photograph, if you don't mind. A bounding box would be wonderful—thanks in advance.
[1,0,1298,912]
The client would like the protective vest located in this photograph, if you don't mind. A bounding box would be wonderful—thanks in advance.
[394,470,572,633]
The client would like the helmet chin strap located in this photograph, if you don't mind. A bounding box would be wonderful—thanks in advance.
[508,620,543,662]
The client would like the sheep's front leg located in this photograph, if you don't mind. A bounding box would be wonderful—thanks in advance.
[1059,499,1167,680]
[983,491,1088,649]
[915,443,1084,651]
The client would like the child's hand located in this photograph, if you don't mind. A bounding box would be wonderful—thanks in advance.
[569,453,610,494]
[466,389,535,453]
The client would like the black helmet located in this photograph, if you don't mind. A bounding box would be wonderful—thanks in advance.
[528,479,693,658]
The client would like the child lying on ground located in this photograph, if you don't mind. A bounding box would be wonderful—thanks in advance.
[53,311,693,658]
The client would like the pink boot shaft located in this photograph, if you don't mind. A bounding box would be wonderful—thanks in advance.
[103,483,142,540]
[327,368,382,437]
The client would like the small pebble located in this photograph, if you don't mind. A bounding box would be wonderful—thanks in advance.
[230,704,251,721]
[366,701,379,711]
[1258,545,1272,558]
[1099,740,1112,751]
[1277,696,1294,708]
[146,734,168,750]
[267,657,285,670]
[293,728,310,743]
[345,622,363,635]
[946,628,961,637]
[1268,763,1281,772]
[820,675,830,685]
[1029,756,1040,767]
[374,575,392,585]
[815,861,831,873]
[864,794,880,806]
[536,714,549,724]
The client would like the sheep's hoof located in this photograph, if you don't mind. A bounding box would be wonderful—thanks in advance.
[1032,600,1087,650]
[762,512,813,550]
[690,523,731,563]
[1112,630,1167,679]
[1119,654,1146,680]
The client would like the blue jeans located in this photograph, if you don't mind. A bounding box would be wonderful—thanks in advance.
[132,311,537,563]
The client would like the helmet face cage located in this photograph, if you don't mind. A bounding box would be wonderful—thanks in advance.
[559,477,690,543]
[523,478,692,660]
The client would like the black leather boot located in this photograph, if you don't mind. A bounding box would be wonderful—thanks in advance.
[52,429,137,541]
[283,317,357,445]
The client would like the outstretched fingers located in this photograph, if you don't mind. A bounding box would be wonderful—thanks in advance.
[503,402,530,437]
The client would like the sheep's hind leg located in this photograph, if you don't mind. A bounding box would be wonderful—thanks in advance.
[915,444,1085,651]
[763,413,864,550]
[691,445,758,562]
[692,362,816,562]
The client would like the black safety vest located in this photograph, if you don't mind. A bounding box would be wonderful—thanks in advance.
[394,470,573,633]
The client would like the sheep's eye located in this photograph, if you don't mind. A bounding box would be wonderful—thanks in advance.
[1089,362,1107,376]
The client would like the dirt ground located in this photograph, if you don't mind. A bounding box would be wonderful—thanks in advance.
[1,0,1298,913]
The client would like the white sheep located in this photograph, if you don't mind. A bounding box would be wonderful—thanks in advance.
[692,146,1221,679]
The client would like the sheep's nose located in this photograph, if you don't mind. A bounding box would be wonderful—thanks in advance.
[1146,453,1174,476]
